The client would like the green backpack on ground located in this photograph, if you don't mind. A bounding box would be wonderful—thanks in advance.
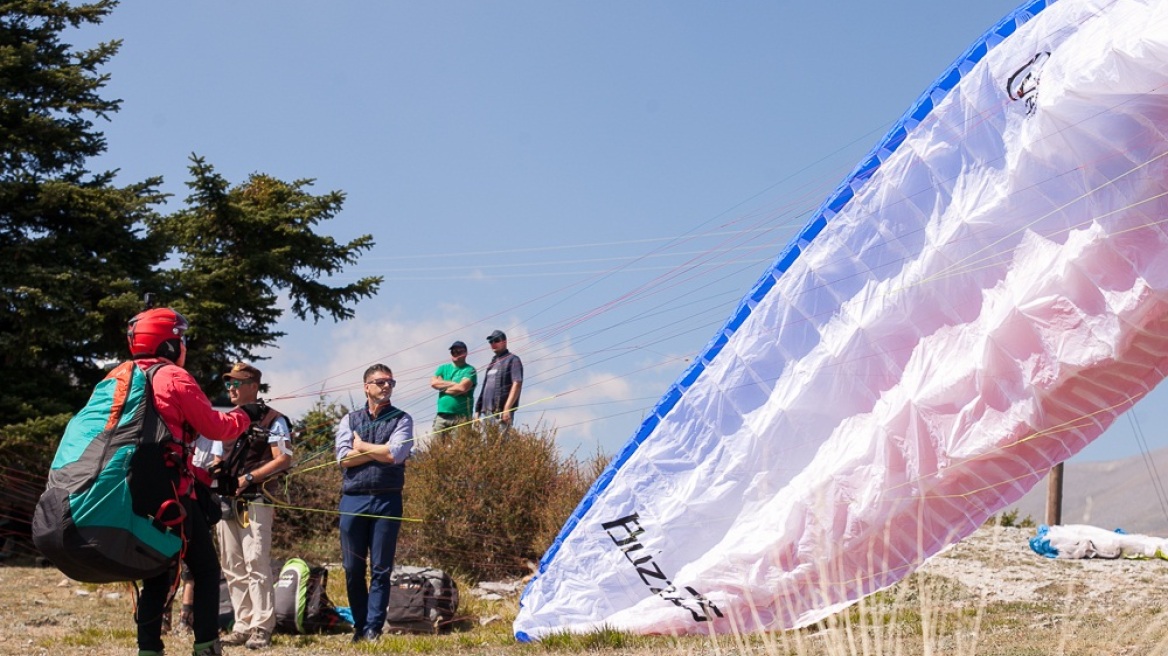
[274,558,351,634]
[32,362,185,583]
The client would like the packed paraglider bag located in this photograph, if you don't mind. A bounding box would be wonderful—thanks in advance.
[31,362,185,583]
[384,565,459,634]
[274,558,352,634]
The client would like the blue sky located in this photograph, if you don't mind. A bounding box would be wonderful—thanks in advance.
[76,0,1165,465]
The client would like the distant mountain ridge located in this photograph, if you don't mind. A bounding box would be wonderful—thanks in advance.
[1007,447,1168,536]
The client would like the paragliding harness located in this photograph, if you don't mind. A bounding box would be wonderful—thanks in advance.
[32,362,190,583]
[208,406,286,529]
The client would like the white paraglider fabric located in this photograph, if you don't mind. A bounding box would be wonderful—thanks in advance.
[515,0,1168,640]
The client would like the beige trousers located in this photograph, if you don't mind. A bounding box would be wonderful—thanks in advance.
[216,501,275,633]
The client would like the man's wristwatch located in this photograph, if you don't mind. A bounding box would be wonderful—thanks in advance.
[245,473,255,484]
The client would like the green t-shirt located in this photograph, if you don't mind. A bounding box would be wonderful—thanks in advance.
[435,362,477,417]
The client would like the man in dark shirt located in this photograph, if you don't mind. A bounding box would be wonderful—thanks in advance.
[474,330,524,429]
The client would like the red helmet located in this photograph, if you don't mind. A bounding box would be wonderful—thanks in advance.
[127,308,189,359]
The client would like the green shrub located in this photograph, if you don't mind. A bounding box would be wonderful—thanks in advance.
[985,508,1037,528]
[271,399,346,563]
[533,443,609,560]
[0,412,71,474]
[397,421,603,581]
[271,459,343,563]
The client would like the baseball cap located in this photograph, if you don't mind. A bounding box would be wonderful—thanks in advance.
[450,340,468,351]
[486,330,507,342]
[222,362,262,383]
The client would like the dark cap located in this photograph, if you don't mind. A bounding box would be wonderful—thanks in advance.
[449,340,467,352]
[486,330,507,342]
[222,361,262,383]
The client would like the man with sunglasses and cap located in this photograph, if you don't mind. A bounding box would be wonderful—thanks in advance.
[216,362,292,650]
[425,340,477,448]
[475,330,524,430]
[334,364,414,643]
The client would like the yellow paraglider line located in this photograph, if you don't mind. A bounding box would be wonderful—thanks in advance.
[250,498,423,524]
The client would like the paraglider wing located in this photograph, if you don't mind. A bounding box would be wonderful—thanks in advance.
[516,0,1168,639]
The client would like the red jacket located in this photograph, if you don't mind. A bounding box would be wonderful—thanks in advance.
[135,358,251,494]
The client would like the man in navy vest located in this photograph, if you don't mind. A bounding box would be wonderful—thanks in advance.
[334,364,413,642]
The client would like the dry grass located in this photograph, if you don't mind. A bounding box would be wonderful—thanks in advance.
[9,524,1168,655]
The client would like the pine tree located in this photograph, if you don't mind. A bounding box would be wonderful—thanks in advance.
[0,0,167,422]
[1,1,382,423]
[152,156,381,396]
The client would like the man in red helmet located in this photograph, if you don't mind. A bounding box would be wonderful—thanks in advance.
[126,307,267,656]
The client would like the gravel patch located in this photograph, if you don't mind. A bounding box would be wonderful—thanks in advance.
[920,524,1168,611]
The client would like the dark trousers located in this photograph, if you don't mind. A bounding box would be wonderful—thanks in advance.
[138,497,221,651]
[339,492,403,635]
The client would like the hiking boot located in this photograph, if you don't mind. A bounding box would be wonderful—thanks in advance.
[220,630,249,646]
[192,640,221,656]
[245,628,271,650]
[362,628,382,643]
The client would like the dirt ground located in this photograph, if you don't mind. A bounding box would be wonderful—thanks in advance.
[6,525,1168,655]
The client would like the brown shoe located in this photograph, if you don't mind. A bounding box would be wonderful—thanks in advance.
[220,631,249,646]
[245,628,271,650]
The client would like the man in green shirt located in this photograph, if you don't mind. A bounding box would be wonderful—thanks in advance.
[426,340,477,448]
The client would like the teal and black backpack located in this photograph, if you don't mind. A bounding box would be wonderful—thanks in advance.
[32,361,186,583]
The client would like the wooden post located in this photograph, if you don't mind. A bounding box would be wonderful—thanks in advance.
[1045,462,1063,526]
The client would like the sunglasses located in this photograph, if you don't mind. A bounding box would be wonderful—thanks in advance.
[224,379,248,390]
[366,378,396,388]
[489,338,504,344]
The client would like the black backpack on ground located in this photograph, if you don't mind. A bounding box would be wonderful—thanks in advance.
[385,565,459,634]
